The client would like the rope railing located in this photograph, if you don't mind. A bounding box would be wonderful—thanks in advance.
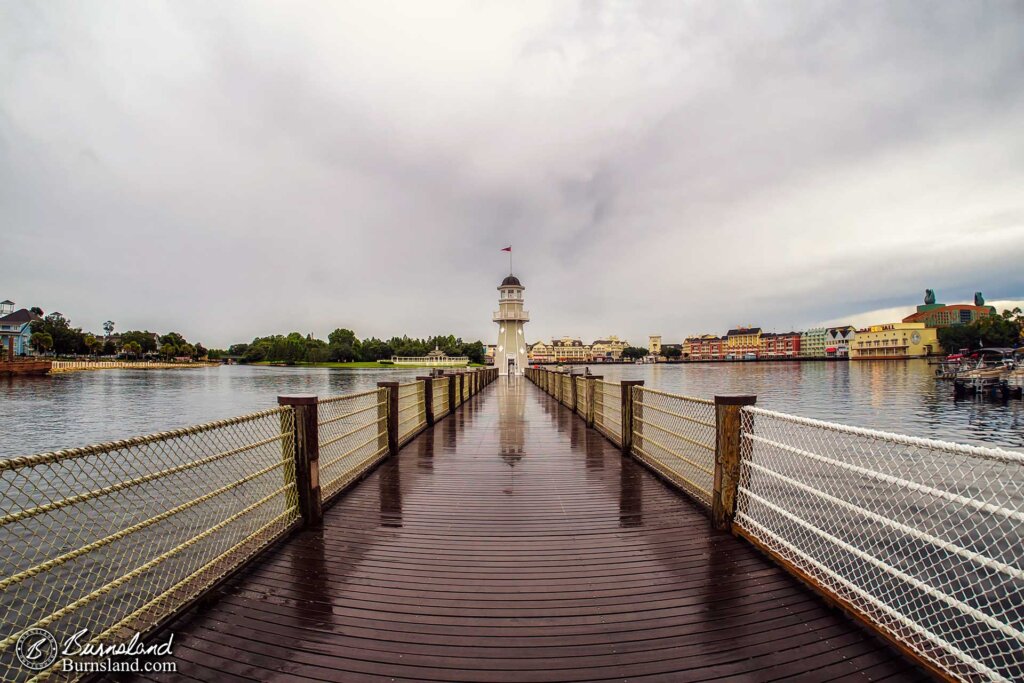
[433,377,451,419]
[631,387,716,507]
[524,367,1024,681]
[575,376,587,417]
[735,407,1024,682]
[594,380,622,446]
[0,407,299,683]
[317,389,389,503]
[397,381,427,446]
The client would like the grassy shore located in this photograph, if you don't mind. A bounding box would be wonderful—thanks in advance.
[253,361,485,369]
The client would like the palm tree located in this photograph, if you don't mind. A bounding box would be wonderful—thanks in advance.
[31,332,53,356]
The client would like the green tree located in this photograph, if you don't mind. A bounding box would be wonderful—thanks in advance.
[194,343,208,359]
[30,313,87,356]
[103,320,115,337]
[663,346,682,359]
[30,332,53,355]
[227,343,249,357]
[160,344,178,360]
[83,334,103,356]
[622,346,649,360]
[123,341,142,358]
[121,331,158,354]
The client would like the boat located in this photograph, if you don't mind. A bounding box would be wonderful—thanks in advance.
[954,348,1016,397]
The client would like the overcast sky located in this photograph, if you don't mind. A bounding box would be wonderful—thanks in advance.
[3,2,1023,347]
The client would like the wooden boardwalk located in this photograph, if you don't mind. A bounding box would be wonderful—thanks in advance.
[128,378,928,682]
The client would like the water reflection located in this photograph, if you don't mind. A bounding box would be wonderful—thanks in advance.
[619,461,643,528]
[378,458,402,528]
[499,376,527,493]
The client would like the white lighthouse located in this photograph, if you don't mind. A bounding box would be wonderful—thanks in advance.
[494,274,529,375]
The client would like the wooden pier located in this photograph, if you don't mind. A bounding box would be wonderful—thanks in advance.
[126,378,925,681]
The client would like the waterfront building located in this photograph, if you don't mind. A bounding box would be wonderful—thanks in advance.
[684,334,727,361]
[0,300,40,357]
[825,326,856,357]
[800,327,829,357]
[648,335,662,356]
[485,344,497,363]
[900,289,995,328]
[494,274,529,375]
[551,337,592,362]
[527,341,551,363]
[850,322,940,360]
[591,336,628,361]
[759,332,801,358]
[726,327,761,359]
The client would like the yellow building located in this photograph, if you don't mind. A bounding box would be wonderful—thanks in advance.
[648,335,662,356]
[592,336,628,360]
[726,327,762,356]
[849,322,941,360]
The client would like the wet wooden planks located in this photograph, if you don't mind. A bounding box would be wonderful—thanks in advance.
[118,378,929,682]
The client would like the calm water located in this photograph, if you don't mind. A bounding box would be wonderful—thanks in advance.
[1,360,1022,456]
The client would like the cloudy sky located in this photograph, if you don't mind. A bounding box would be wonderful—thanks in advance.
[3,1,1023,347]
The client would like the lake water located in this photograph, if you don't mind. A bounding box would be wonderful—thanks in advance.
[1,360,1022,456]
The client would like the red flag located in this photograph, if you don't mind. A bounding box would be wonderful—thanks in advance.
[501,246,512,252]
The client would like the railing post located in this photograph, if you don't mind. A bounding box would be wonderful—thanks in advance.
[620,380,644,454]
[277,394,323,527]
[570,372,579,415]
[586,375,602,428]
[417,376,434,426]
[712,394,757,531]
[377,381,399,456]
[448,372,457,412]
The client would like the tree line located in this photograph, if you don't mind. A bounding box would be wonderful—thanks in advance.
[937,308,1024,352]
[28,312,208,360]
[228,329,487,365]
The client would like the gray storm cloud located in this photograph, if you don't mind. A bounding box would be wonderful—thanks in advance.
[2,1,1023,347]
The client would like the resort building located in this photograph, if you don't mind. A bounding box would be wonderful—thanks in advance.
[0,300,40,357]
[591,336,628,361]
[901,290,995,328]
[551,337,592,362]
[849,322,940,360]
[759,332,801,358]
[527,341,551,363]
[648,335,662,356]
[800,328,829,357]
[684,335,727,361]
[825,326,856,357]
[726,327,761,358]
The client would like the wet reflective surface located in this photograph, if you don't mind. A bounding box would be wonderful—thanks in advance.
[133,379,925,682]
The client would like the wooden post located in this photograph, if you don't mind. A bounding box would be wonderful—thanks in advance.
[448,372,456,413]
[277,394,323,527]
[712,394,757,531]
[570,371,579,415]
[377,381,399,456]
[620,380,644,454]
[417,376,434,426]
[586,375,602,428]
